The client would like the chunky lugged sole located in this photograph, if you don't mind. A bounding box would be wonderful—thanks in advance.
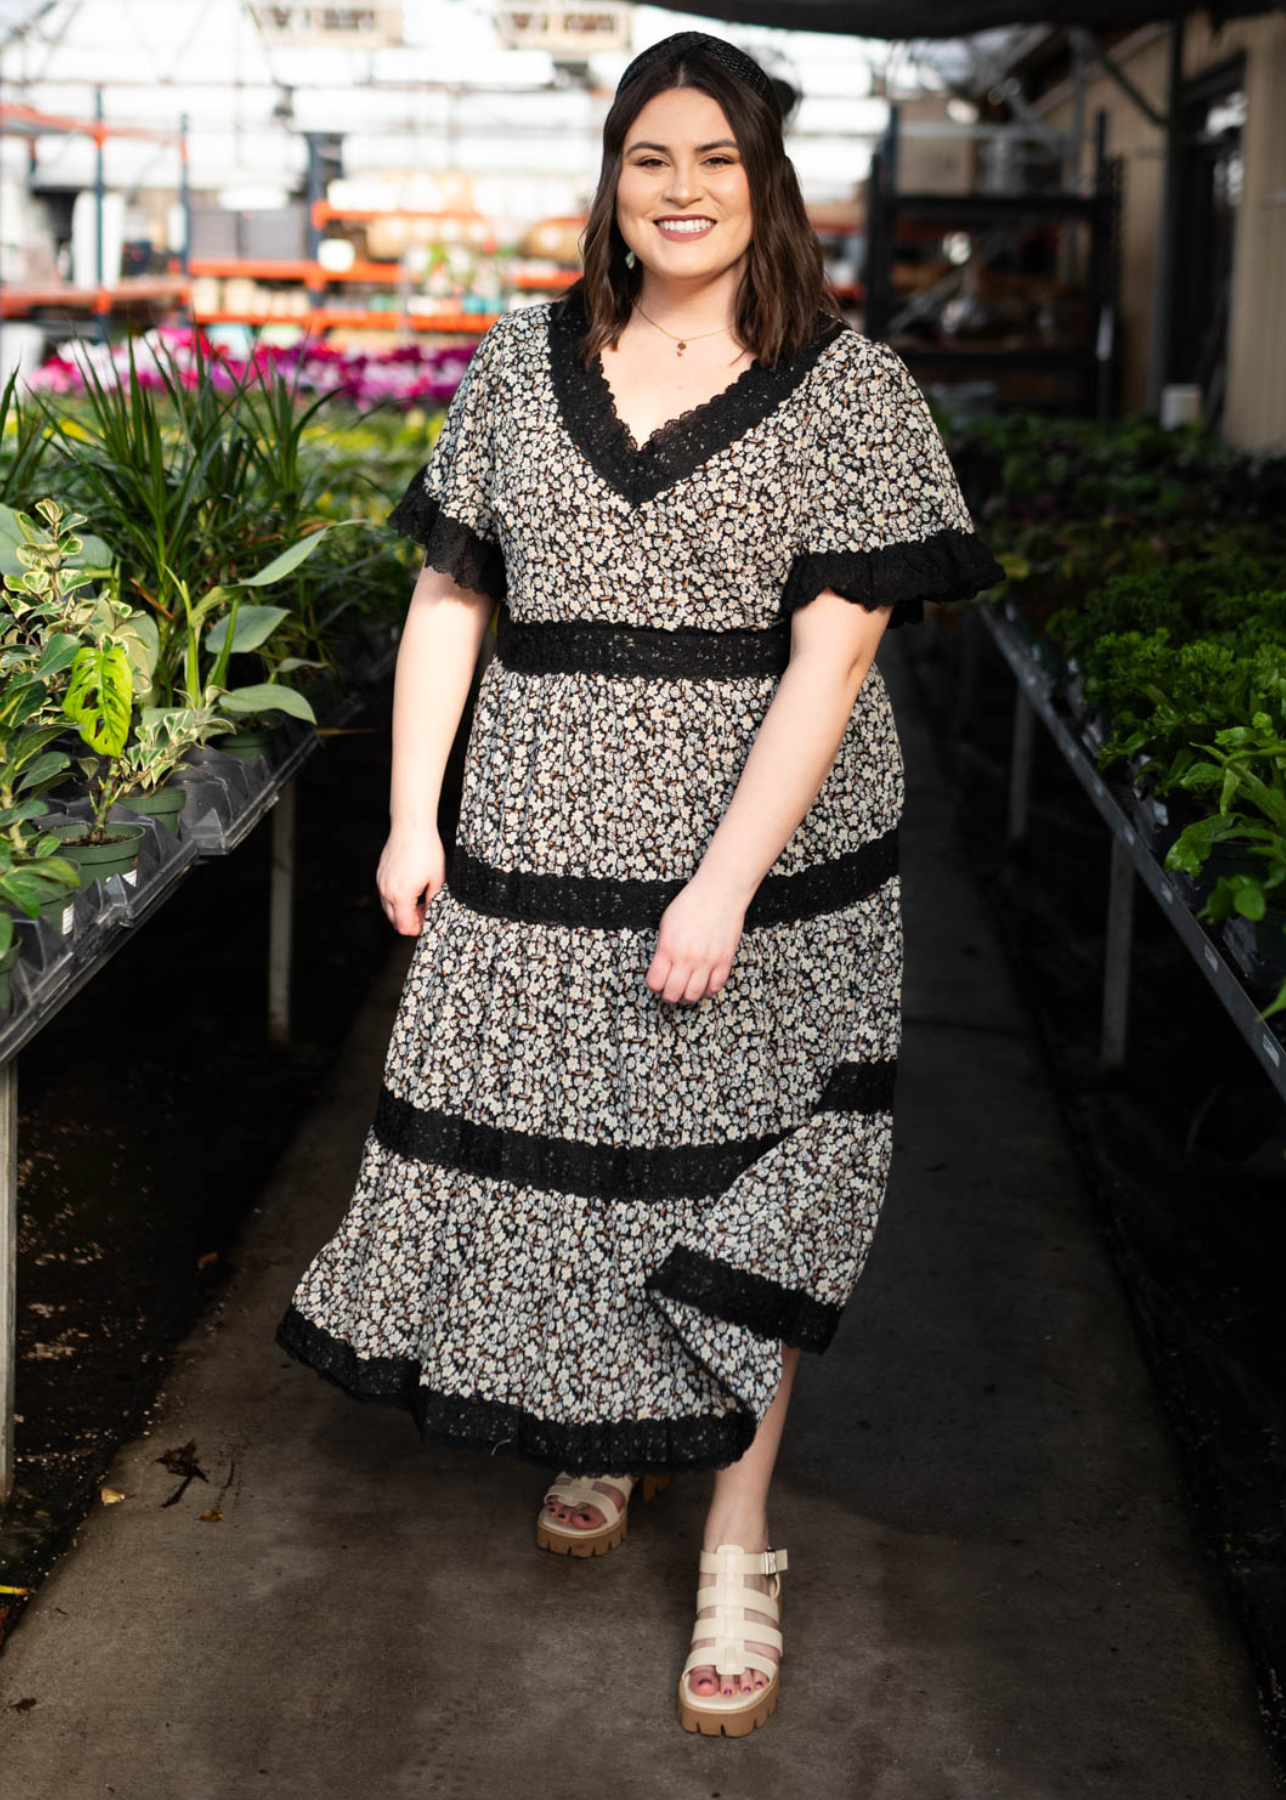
[536,1472,671,1557]
[677,1671,780,1736]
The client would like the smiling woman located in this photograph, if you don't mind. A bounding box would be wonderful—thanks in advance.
[274,27,1006,1742]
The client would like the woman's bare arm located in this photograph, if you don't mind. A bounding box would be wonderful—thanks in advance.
[646,591,892,1004]
[378,561,496,935]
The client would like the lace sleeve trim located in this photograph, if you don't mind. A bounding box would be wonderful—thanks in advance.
[386,467,508,604]
[780,526,1006,630]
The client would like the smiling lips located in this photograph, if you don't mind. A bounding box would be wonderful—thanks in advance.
[654,217,716,239]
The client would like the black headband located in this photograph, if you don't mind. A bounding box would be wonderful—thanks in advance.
[615,30,782,120]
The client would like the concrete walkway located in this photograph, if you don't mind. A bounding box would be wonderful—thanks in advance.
[1,640,1278,1799]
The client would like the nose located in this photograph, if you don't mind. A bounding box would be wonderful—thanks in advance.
[664,167,703,205]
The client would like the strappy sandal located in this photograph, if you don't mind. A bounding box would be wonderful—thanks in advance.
[677,1543,787,1736]
[536,1471,672,1557]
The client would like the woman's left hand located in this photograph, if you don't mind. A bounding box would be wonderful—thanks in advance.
[646,871,748,1005]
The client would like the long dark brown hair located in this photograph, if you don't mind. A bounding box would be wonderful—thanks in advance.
[557,40,845,373]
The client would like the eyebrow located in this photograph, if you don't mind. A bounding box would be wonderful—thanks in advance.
[624,139,740,155]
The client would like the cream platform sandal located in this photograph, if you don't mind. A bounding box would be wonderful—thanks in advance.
[536,1471,672,1557]
[677,1543,788,1736]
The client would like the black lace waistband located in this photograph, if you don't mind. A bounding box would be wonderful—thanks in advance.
[494,607,791,680]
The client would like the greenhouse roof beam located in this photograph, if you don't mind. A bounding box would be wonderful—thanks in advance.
[1067,25,1168,129]
[640,0,1279,35]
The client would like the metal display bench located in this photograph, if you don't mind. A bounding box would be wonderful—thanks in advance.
[983,605,1286,1101]
[0,646,396,1504]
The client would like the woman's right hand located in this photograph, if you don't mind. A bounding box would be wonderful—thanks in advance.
[377,823,446,936]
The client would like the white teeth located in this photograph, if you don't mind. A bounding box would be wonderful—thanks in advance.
[656,219,714,233]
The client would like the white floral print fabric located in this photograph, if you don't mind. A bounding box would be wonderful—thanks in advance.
[275,288,1004,1473]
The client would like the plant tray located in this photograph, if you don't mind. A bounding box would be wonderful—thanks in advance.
[1222,914,1286,995]
[170,716,319,852]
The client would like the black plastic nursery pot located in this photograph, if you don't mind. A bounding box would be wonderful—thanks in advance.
[1173,840,1266,910]
[116,782,188,838]
[1131,785,1211,860]
[1222,907,1286,994]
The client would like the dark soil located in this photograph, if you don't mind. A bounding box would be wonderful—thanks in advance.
[0,663,471,1650]
[900,612,1286,1782]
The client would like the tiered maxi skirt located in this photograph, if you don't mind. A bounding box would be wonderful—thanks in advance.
[274,290,1005,1473]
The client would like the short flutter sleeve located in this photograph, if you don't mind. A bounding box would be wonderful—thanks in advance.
[386,320,507,603]
[781,336,1005,630]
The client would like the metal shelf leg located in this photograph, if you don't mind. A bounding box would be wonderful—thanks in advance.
[268,781,296,1044]
[1,1055,17,1505]
[1007,687,1035,844]
[1101,835,1136,1071]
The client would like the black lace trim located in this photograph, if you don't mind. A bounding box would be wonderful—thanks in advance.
[495,606,791,680]
[549,288,847,507]
[374,1083,778,1200]
[781,528,1006,631]
[371,1056,897,1202]
[644,1247,844,1354]
[386,467,508,603]
[819,1057,897,1112]
[447,826,897,933]
[275,1303,756,1475]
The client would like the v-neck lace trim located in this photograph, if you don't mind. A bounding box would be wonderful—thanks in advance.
[549,290,845,507]
[588,341,765,458]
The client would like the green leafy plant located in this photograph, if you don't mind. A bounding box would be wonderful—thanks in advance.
[67,699,232,840]
[1165,714,1286,1018]
[161,527,341,728]
[35,336,387,692]
[1077,630,1286,795]
[0,526,87,922]
[0,365,55,506]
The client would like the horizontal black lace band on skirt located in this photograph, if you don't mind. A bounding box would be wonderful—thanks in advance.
[371,1056,897,1203]
[494,606,791,680]
[447,826,898,933]
[274,1303,757,1474]
[644,1246,844,1353]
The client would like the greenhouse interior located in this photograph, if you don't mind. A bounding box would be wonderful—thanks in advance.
[1,0,1285,1791]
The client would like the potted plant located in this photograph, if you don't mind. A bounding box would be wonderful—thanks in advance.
[150,531,342,770]
[1164,713,1286,1015]
[0,700,83,947]
[50,642,236,878]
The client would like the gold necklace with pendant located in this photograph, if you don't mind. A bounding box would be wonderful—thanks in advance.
[633,301,736,358]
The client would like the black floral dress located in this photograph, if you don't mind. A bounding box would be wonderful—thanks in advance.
[275,285,1003,1474]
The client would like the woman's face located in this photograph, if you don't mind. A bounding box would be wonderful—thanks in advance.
[615,86,752,284]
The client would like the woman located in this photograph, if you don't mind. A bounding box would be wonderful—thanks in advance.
[276,30,1003,1736]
